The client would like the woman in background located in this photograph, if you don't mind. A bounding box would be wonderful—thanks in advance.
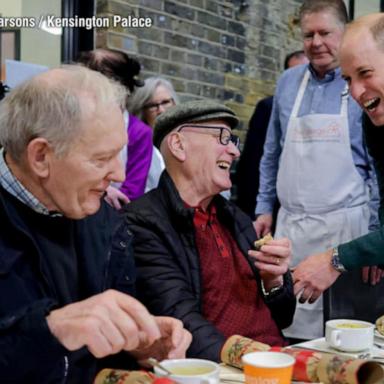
[129,77,179,191]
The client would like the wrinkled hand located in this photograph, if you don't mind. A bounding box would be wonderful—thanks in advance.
[131,316,192,366]
[362,266,384,285]
[105,186,130,210]
[253,214,273,238]
[248,238,291,290]
[293,250,341,304]
[46,290,161,358]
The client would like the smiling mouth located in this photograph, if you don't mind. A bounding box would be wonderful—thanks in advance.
[217,161,230,170]
[363,97,380,111]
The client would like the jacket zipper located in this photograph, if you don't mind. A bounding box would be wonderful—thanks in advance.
[61,355,69,383]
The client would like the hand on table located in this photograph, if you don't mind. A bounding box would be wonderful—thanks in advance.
[292,250,341,304]
[248,237,291,290]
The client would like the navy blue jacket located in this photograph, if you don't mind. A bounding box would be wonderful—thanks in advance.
[0,186,136,383]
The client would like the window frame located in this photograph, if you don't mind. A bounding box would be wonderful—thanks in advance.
[61,0,95,62]
[348,0,384,19]
[0,29,21,80]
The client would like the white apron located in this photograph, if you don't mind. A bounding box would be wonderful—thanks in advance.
[275,70,370,339]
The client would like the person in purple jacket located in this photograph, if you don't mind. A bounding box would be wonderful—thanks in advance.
[77,49,153,206]
[123,113,153,200]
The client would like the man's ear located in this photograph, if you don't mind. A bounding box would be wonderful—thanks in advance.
[26,138,52,178]
[167,132,186,161]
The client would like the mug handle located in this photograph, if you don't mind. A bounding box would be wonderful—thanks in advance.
[330,330,341,347]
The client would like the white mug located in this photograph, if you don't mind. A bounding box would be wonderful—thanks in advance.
[154,358,220,384]
[325,319,374,352]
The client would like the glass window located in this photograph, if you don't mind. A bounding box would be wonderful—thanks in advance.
[0,30,20,80]
[346,0,383,19]
[354,0,381,18]
[0,0,94,82]
[0,0,61,72]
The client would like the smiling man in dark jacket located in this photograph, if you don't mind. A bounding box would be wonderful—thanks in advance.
[123,100,296,361]
[0,65,191,383]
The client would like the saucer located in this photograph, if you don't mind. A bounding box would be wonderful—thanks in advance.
[292,337,374,358]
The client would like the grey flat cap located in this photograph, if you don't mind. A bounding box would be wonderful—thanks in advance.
[153,100,238,148]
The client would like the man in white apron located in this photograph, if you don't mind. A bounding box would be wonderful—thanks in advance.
[255,0,378,340]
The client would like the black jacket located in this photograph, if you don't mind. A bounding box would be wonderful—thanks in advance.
[124,171,296,361]
[233,96,273,219]
[0,186,137,383]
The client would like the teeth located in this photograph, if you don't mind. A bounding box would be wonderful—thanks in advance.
[363,98,379,109]
[217,161,230,169]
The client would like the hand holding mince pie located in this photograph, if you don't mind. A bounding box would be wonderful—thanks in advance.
[248,234,292,293]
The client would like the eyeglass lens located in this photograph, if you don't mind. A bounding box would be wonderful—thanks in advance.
[220,128,239,147]
[146,98,174,111]
[176,124,239,147]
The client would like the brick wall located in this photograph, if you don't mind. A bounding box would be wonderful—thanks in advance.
[96,0,304,136]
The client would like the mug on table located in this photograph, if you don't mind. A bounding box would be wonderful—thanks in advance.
[325,319,374,352]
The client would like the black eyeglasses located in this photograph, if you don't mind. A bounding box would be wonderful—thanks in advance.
[177,124,240,148]
[144,98,174,112]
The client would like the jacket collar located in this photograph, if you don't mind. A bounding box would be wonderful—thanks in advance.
[158,170,193,220]
[157,170,236,227]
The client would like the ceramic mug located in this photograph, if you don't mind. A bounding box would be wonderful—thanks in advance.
[325,319,374,352]
[154,358,220,384]
[242,351,295,384]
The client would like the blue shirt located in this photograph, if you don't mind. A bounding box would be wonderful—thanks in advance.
[256,64,379,228]
[0,148,61,216]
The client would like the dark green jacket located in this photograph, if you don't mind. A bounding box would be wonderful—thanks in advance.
[339,114,384,269]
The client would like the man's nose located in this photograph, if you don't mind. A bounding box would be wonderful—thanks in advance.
[349,81,365,104]
[109,154,126,183]
[228,141,240,159]
[312,33,323,46]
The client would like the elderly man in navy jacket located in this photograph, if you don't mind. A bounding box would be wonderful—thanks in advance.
[122,100,296,361]
[0,65,191,383]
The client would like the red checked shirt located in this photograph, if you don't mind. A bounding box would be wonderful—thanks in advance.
[193,203,284,346]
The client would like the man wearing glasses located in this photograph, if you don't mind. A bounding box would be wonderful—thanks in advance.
[120,100,296,361]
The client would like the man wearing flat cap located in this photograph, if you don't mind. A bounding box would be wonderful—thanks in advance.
[121,100,296,361]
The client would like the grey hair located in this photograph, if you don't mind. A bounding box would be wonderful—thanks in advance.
[0,64,127,163]
[127,76,179,123]
[299,0,348,26]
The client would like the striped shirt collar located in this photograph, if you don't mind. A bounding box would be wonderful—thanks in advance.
[0,148,61,216]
